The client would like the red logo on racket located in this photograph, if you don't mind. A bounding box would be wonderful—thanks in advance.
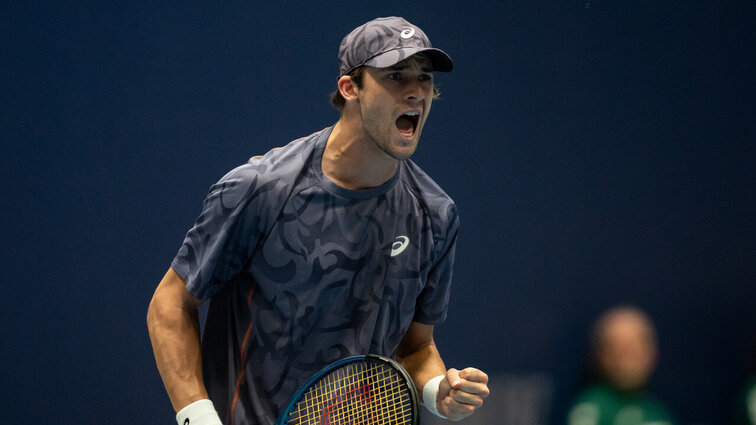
[321,383,374,425]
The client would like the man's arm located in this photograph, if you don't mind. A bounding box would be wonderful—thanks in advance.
[396,322,489,421]
[147,267,208,412]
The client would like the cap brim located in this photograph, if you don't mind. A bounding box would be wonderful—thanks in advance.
[364,47,454,72]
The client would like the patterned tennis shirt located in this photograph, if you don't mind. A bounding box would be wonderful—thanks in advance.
[171,125,459,425]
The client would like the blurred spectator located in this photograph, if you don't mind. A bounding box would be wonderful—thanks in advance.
[736,338,756,425]
[736,376,756,425]
[567,306,676,425]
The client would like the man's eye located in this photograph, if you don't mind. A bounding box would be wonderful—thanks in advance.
[387,72,402,80]
[419,74,432,82]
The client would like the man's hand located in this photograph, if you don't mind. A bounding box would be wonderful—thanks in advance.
[436,367,490,421]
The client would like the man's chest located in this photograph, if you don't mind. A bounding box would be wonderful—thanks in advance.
[248,185,436,292]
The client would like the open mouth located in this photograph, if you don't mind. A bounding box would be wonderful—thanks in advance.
[395,111,420,138]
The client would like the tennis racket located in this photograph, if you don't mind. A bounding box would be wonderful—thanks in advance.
[276,354,419,425]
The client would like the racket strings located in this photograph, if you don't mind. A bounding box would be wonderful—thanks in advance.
[287,361,413,425]
[296,365,395,424]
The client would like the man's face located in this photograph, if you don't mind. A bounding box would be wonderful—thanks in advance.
[355,56,435,161]
[596,313,658,391]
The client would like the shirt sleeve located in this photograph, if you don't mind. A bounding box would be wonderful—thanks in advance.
[412,201,459,324]
[171,164,270,300]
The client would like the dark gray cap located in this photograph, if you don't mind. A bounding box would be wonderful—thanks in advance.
[338,16,453,77]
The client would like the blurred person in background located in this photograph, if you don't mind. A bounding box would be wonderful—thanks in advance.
[736,337,756,425]
[567,305,676,425]
[737,376,756,425]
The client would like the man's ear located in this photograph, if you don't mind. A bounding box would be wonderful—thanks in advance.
[338,76,359,102]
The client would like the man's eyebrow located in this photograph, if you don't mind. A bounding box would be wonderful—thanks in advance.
[385,64,434,73]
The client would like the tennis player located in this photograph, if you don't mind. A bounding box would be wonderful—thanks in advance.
[147,16,489,425]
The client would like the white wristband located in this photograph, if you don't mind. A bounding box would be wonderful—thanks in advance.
[176,399,223,425]
[423,375,447,419]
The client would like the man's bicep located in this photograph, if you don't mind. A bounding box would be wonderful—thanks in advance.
[153,267,203,311]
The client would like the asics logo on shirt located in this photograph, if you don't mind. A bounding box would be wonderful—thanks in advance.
[391,236,410,257]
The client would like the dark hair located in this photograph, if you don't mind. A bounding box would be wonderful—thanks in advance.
[330,67,366,111]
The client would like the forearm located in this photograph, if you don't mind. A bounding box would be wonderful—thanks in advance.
[395,330,446,402]
[147,285,208,411]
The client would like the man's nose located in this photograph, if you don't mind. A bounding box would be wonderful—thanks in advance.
[404,79,426,102]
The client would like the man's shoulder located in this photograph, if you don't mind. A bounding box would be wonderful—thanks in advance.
[402,160,459,229]
[402,160,454,208]
[567,384,619,425]
[576,384,614,402]
[572,384,675,421]
[218,129,328,185]
[639,391,676,421]
[397,160,459,257]
[205,128,327,212]
[223,128,326,181]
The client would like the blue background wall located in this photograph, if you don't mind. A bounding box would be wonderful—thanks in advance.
[2,1,754,424]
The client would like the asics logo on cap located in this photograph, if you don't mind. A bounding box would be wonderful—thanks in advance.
[400,27,416,39]
[338,16,454,76]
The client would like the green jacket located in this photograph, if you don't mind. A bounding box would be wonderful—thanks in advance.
[567,383,676,425]
[737,377,756,425]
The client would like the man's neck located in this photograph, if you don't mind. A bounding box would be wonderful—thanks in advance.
[322,118,398,190]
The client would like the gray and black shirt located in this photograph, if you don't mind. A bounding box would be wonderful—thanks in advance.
[172,126,459,425]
